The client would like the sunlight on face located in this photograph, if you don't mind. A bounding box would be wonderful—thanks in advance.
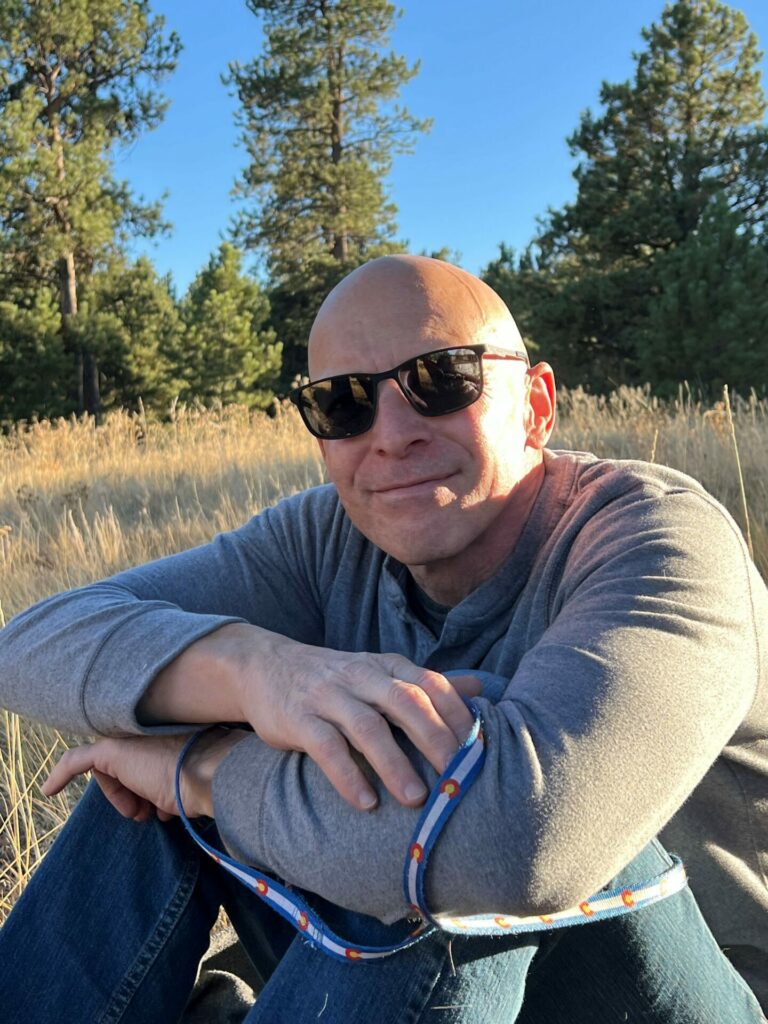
[309,257,543,586]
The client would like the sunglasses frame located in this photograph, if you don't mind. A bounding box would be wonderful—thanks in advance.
[289,343,530,440]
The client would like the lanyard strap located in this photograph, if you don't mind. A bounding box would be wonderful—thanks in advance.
[175,731,435,962]
[175,701,687,963]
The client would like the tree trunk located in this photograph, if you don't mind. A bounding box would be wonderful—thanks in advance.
[83,351,101,422]
[325,11,348,262]
[58,250,78,318]
[57,249,85,414]
[51,111,94,418]
[74,350,84,413]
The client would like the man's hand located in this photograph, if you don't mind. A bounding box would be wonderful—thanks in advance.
[140,624,483,812]
[41,728,250,822]
[236,637,482,812]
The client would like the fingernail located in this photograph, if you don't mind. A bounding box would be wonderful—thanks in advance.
[359,790,377,810]
[404,782,427,802]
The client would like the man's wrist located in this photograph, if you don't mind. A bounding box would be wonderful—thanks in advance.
[137,623,256,726]
[180,727,250,818]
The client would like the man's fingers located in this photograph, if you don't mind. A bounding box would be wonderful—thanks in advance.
[407,669,478,743]
[92,769,147,820]
[42,749,147,821]
[361,664,474,772]
[380,657,479,743]
[302,720,381,811]
[447,674,483,699]
[298,661,477,801]
[336,700,431,807]
[376,680,456,776]
[41,744,96,796]
[39,735,193,824]
[297,683,433,808]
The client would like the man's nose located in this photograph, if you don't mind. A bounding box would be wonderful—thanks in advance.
[368,379,431,452]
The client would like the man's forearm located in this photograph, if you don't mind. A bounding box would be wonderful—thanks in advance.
[0,492,328,738]
[208,491,761,924]
[136,622,268,725]
[0,581,249,736]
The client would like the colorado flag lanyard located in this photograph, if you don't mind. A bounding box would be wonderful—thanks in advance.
[175,698,687,964]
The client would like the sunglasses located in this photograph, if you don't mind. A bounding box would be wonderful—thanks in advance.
[289,344,529,440]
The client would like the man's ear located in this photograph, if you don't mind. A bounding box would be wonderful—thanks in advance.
[315,438,327,462]
[524,362,556,449]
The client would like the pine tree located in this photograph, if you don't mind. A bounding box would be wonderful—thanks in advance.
[226,0,430,381]
[0,281,69,422]
[178,243,282,408]
[0,0,180,416]
[643,196,768,394]
[546,0,767,260]
[69,257,184,412]
[488,0,768,392]
[480,244,541,357]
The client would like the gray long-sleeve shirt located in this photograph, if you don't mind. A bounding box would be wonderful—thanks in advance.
[1,450,766,1005]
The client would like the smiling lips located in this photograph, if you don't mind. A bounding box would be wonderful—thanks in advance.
[372,472,458,496]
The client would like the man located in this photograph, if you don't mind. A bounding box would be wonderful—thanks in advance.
[0,255,766,1023]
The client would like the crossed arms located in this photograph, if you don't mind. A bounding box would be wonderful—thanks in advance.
[1,478,759,923]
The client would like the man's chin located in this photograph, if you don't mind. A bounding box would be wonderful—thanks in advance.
[343,501,472,566]
[376,534,463,569]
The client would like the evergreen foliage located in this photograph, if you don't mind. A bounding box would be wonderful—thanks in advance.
[0,281,69,422]
[227,0,430,381]
[3,0,766,420]
[485,0,768,394]
[0,0,180,415]
[178,243,282,409]
[643,196,768,394]
[69,257,183,412]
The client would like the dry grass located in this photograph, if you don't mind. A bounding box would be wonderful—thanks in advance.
[0,402,323,620]
[0,401,324,923]
[552,384,766,576]
[1,387,766,924]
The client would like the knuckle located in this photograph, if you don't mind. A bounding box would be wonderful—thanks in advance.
[384,650,409,666]
[309,674,337,701]
[384,652,416,675]
[412,669,445,695]
[345,655,377,686]
[307,726,346,763]
[62,744,87,766]
[388,681,429,713]
[348,708,387,743]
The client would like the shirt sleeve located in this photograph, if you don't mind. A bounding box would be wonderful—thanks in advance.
[211,485,762,924]
[0,487,331,736]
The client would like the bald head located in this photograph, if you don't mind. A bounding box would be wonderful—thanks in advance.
[308,255,526,378]
[303,254,554,605]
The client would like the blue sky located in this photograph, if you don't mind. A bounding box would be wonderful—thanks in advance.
[118,1,768,293]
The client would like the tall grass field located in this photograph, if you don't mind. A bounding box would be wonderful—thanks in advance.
[1,389,766,923]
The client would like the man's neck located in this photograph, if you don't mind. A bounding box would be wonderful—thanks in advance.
[407,458,545,607]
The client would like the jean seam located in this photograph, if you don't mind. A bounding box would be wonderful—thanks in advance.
[402,937,458,1024]
[649,836,675,869]
[96,848,200,1024]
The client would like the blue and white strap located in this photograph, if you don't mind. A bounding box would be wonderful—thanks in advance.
[175,732,432,962]
[174,700,687,963]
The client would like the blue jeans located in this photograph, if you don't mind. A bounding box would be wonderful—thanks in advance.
[0,781,763,1023]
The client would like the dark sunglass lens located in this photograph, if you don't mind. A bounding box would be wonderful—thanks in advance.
[301,375,375,438]
[402,349,483,415]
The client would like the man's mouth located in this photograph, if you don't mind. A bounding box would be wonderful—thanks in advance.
[373,473,457,496]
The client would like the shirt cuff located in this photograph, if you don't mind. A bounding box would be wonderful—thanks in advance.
[82,606,246,734]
